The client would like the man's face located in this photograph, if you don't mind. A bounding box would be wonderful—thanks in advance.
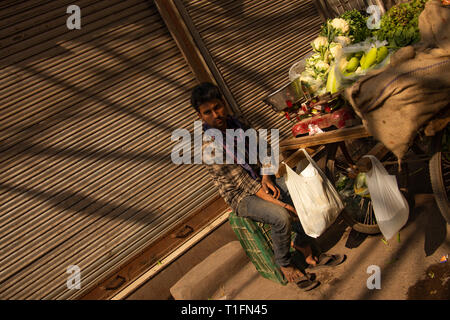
[197,98,228,130]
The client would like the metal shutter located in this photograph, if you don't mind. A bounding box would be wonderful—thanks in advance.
[180,0,324,140]
[314,0,386,19]
[0,0,216,299]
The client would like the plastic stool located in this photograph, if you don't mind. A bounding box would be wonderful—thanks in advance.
[228,211,295,285]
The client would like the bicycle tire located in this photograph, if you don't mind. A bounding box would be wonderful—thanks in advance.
[325,140,382,234]
[429,127,450,224]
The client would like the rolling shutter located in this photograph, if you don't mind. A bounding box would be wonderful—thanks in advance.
[314,0,386,19]
[0,0,216,299]
[179,0,324,140]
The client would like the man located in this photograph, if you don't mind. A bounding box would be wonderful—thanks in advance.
[191,82,343,290]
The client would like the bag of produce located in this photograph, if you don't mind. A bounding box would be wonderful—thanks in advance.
[333,39,391,87]
[363,155,409,240]
[344,0,450,161]
[284,149,344,238]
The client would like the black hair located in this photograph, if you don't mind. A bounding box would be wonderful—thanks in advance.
[190,82,223,113]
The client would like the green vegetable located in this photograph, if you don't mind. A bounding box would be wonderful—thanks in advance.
[353,51,364,59]
[354,173,370,197]
[345,57,360,73]
[339,9,371,43]
[360,54,366,68]
[361,47,377,70]
[336,174,349,191]
[375,0,429,48]
[326,66,340,94]
[376,46,388,64]
[319,9,371,45]
[339,58,348,72]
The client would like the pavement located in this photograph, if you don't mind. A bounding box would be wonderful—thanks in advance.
[141,158,450,301]
[206,192,450,300]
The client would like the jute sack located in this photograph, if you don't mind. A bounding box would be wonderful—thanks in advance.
[344,0,450,161]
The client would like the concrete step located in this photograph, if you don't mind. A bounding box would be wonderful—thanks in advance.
[170,241,250,300]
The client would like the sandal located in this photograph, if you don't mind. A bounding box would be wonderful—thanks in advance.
[295,274,320,291]
[307,253,346,270]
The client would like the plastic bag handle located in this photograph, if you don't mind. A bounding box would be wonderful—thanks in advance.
[300,148,344,205]
[300,149,329,182]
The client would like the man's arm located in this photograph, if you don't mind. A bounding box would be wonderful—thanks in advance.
[254,185,298,218]
[260,174,280,199]
[235,116,289,210]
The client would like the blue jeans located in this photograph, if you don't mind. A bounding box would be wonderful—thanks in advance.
[236,176,312,267]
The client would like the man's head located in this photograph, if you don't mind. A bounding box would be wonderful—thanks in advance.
[191,82,228,130]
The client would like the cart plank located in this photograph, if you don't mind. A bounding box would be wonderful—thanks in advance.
[279,125,370,152]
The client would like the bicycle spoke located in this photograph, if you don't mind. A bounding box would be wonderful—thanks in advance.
[360,198,367,224]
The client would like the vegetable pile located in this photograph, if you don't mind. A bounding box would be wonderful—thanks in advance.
[375,0,428,47]
[299,12,364,96]
[323,9,371,44]
[296,0,429,98]
[339,45,389,77]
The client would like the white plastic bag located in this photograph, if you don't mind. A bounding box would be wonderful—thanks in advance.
[364,155,409,240]
[284,149,344,238]
[334,38,391,86]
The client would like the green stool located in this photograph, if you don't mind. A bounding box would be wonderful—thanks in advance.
[228,211,297,285]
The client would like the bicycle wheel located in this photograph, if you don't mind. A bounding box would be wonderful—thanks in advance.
[429,126,450,223]
[325,138,404,234]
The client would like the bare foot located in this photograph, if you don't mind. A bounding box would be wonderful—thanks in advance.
[280,264,306,282]
[305,255,318,266]
[291,242,319,266]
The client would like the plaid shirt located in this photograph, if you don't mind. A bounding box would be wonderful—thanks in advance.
[202,115,264,212]
[204,161,263,212]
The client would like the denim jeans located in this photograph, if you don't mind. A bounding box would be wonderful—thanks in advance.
[236,176,312,267]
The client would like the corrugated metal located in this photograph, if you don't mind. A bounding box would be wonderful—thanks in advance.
[315,0,386,19]
[181,0,324,140]
[0,0,217,299]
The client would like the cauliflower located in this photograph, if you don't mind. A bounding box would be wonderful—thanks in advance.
[303,67,316,78]
[311,53,321,60]
[300,74,316,84]
[300,68,326,94]
[334,36,351,46]
[329,42,343,59]
[305,58,315,68]
[312,36,328,52]
[331,18,349,34]
[315,60,330,73]
[305,53,322,69]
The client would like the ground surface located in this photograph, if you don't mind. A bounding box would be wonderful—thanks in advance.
[210,193,449,300]
[129,162,449,300]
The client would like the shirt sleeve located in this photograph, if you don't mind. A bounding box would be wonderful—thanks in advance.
[235,115,277,175]
[205,163,262,196]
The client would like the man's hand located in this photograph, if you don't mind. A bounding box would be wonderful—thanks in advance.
[283,203,297,216]
[261,175,280,200]
[255,183,299,222]
[280,202,298,221]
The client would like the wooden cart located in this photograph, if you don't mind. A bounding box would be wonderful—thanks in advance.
[269,0,449,233]
[277,121,449,234]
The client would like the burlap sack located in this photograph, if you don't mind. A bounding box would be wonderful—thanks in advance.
[344,0,450,161]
